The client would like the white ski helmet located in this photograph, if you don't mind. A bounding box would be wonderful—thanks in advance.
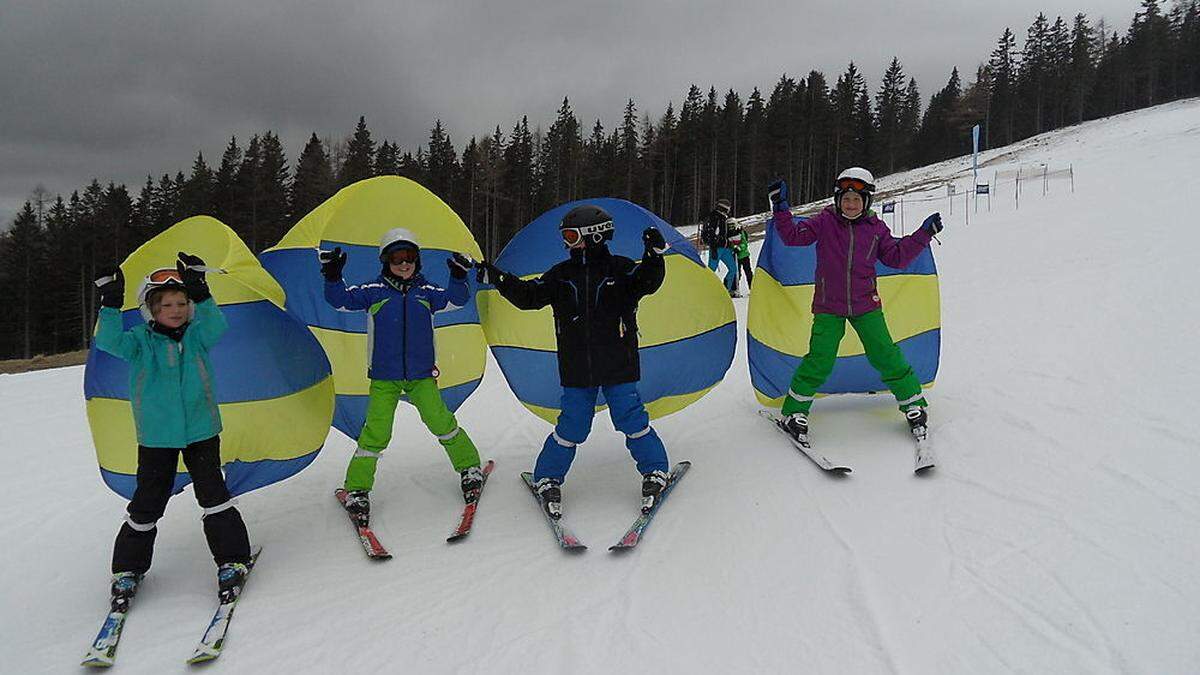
[136,267,194,323]
[378,227,420,260]
[834,167,876,219]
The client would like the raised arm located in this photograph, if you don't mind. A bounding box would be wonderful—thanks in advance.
[92,268,140,360]
[630,227,667,298]
[768,179,818,247]
[479,262,554,310]
[876,213,939,270]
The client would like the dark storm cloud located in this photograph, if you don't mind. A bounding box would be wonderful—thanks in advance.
[0,0,1139,226]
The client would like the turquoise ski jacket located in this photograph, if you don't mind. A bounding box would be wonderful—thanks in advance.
[94,298,226,448]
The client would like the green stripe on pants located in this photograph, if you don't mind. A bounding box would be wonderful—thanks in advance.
[780,310,926,416]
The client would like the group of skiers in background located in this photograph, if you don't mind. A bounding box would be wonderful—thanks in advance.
[88,166,944,608]
[700,198,754,297]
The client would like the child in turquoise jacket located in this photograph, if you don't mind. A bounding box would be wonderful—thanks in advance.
[93,253,251,609]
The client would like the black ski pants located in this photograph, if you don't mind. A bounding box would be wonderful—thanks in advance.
[111,435,251,575]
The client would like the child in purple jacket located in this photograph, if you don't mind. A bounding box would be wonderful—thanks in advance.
[767,167,943,443]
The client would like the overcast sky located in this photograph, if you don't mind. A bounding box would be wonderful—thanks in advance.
[1,0,1142,227]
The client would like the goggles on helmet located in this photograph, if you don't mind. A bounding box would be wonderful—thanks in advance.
[560,220,612,247]
[385,248,420,265]
[147,268,185,285]
[836,177,873,193]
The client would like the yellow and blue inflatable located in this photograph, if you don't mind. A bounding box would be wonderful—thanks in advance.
[478,198,736,424]
[260,176,486,439]
[748,214,940,407]
[83,216,335,499]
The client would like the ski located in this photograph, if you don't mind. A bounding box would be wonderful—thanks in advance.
[758,409,852,473]
[911,427,936,473]
[520,472,587,551]
[81,579,142,668]
[334,488,393,560]
[447,459,496,542]
[609,461,692,552]
[185,545,263,665]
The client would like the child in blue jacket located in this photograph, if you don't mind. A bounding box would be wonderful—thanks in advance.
[92,253,252,610]
[320,229,484,519]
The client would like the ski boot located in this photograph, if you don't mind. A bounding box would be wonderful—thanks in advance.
[779,411,810,444]
[460,465,484,504]
[640,470,670,513]
[533,477,563,520]
[217,562,250,604]
[109,571,142,613]
[905,407,929,442]
[343,490,370,526]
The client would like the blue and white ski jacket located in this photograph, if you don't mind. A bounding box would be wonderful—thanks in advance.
[324,273,468,381]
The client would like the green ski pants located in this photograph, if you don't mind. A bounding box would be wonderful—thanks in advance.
[780,309,927,416]
[345,378,480,492]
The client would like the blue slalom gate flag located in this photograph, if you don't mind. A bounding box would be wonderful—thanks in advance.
[881,201,896,214]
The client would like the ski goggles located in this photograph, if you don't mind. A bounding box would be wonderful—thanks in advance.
[384,248,420,265]
[836,177,874,193]
[146,268,185,286]
[560,220,612,247]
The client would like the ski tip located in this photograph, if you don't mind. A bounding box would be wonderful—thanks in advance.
[914,464,936,475]
[81,657,115,668]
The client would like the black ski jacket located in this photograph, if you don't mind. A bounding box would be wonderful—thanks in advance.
[493,244,665,388]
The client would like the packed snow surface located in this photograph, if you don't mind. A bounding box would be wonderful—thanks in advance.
[3,99,1199,674]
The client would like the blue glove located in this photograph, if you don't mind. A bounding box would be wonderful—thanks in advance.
[921,213,943,236]
[768,180,790,212]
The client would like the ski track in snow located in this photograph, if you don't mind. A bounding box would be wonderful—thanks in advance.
[5,98,1200,673]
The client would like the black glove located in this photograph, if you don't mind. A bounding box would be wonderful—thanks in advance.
[176,252,211,302]
[475,260,503,286]
[642,227,667,256]
[921,213,943,236]
[94,267,124,309]
[319,247,347,282]
[448,252,473,280]
[768,179,790,211]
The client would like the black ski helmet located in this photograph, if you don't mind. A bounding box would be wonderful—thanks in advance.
[559,204,614,247]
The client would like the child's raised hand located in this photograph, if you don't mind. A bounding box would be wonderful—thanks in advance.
[177,252,212,302]
[768,180,790,211]
[447,252,474,280]
[318,247,347,281]
[921,213,943,236]
[94,267,124,309]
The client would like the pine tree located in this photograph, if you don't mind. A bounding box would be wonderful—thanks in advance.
[292,133,335,220]
[426,119,460,206]
[1,203,45,357]
[1017,13,1051,136]
[340,116,375,187]
[213,137,242,226]
[500,116,535,240]
[831,63,866,170]
[874,57,908,174]
[1068,14,1098,123]
[178,152,215,219]
[898,78,922,169]
[618,99,639,200]
[916,68,963,165]
[256,131,290,250]
[989,28,1018,146]
[375,141,400,176]
[234,135,262,249]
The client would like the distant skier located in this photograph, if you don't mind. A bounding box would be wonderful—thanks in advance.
[476,204,671,517]
[768,168,943,443]
[702,198,738,296]
[728,217,753,296]
[319,229,484,520]
[92,254,252,609]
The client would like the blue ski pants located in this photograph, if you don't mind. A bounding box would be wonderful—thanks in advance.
[534,382,669,483]
[708,246,737,291]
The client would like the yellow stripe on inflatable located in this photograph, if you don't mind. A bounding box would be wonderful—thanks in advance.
[118,216,287,309]
[270,176,482,257]
[477,255,733,351]
[89,377,335,474]
[754,380,936,408]
[638,256,735,347]
[312,323,487,395]
[748,269,940,358]
[520,385,716,425]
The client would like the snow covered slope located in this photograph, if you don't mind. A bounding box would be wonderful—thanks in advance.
[3,99,1199,674]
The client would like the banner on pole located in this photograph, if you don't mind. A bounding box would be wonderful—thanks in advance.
[881,201,896,214]
[975,184,990,195]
